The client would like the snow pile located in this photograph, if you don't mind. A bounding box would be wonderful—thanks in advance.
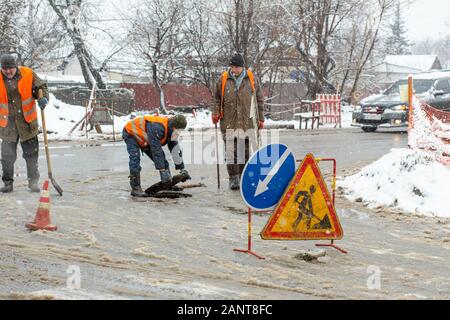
[40,95,354,140]
[186,106,354,130]
[38,94,85,140]
[339,148,450,218]
[186,109,214,130]
[39,94,132,140]
[340,104,354,128]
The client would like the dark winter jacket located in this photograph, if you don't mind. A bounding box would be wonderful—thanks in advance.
[144,120,185,171]
[214,69,264,134]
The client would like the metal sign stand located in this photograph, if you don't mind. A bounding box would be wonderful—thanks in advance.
[234,208,267,260]
[309,158,347,254]
[236,144,296,260]
[316,240,348,254]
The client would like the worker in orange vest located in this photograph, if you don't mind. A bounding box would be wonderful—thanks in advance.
[0,54,49,193]
[212,53,265,190]
[122,114,189,197]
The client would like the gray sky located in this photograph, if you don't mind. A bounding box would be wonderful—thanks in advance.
[404,0,450,40]
[100,0,450,44]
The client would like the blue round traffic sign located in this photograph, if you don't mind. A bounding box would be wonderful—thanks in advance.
[240,144,296,211]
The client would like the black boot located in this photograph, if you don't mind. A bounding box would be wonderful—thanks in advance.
[129,172,146,197]
[1,157,14,193]
[0,180,13,193]
[229,175,240,190]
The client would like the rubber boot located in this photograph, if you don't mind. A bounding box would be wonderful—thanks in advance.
[1,158,14,193]
[26,159,40,193]
[28,178,40,193]
[229,175,240,190]
[129,172,146,197]
[0,180,13,193]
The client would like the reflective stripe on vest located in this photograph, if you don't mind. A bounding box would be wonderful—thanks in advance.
[0,74,8,127]
[125,115,169,148]
[0,66,37,128]
[19,67,37,124]
[0,103,7,127]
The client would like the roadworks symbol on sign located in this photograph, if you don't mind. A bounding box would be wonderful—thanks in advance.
[261,153,343,240]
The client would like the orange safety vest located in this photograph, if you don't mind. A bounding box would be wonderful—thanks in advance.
[0,67,37,128]
[219,69,255,119]
[124,115,169,148]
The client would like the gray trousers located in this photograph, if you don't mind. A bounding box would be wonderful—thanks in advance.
[1,136,40,183]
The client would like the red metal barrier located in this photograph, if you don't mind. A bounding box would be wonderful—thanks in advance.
[408,76,450,166]
[295,157,347,253]
[234,157,346,260]
[316,94,342,128]
[233,208,266,260]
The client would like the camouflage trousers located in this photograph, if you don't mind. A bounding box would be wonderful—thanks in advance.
[223,136,250,178]
[1,136,39,183]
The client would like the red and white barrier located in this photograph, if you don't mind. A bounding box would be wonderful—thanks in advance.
[409,96,450,166]
[316,94,341,128]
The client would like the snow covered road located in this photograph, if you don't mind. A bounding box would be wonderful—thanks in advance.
[1,129,449,299]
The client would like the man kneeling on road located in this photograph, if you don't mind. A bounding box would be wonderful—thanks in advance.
[122,114,189,197]
[0,54,49,193]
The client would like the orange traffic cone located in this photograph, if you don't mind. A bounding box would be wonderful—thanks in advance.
[26,180,57,231]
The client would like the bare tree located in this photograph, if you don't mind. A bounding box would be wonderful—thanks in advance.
[413,35,450,67]
[15,0,68,69]
[346,0,395,104]
[0,0,25,54]
[211,1,289,99]
[176,0,222,94]
[287,0,364,98]
[128,0,186,114]
[47,0,106,89]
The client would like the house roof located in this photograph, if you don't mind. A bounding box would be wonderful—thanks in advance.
[373,63,420,74]
[383,55,441,72]
[412,70,450,80]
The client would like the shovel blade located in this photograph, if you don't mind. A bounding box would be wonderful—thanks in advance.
[51,177,63,196]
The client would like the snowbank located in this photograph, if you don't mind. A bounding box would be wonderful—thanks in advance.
[39,94,132,140]
[409,96,450,156]
[186,104,354,130]
[338,148,450,218]
[38,94,85,140]
[40,95,354,140]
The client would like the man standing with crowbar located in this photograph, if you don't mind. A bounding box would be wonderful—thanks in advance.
[212,53,265,190]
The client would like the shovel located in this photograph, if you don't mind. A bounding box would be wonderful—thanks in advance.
[38,89,63,196]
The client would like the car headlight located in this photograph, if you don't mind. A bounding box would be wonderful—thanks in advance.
[392,105,407,111]
[385,105,407,113]
[354,105,362,112]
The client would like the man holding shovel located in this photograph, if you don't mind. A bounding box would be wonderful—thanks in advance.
[0,54,49,193]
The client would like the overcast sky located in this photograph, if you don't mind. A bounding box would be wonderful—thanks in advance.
[404,0,450,40]
[103,0,449,43]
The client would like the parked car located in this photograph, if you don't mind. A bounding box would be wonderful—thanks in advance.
[352,71,450,132]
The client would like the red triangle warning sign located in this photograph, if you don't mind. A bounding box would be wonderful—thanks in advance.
[261,153,343,240]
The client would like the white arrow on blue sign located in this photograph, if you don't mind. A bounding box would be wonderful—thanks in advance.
[240,144,296,211]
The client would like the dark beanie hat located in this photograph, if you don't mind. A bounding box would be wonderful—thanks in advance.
[229,53,245,67]
[171,114,187,129]
[1,54,17,68]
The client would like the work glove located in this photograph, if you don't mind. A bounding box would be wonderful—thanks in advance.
[159,169,172,183]
[212,114,220,124]
[179,169,191,179]
[37,97,48,110]
[258,120,264,130]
